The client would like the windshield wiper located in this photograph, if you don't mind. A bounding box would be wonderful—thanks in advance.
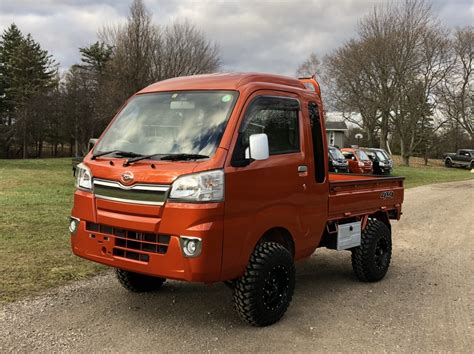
[123,153,209,166]
[91,150,142,160]
[160,153,209,161]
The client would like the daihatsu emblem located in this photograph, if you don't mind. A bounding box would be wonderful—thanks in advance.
[121,171,134,185]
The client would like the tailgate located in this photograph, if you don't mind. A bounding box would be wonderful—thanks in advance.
[328,174,404,220]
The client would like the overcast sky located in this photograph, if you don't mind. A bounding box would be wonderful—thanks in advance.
[1,0,473,76]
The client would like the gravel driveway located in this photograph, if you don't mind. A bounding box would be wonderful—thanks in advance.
[1,180,473,352]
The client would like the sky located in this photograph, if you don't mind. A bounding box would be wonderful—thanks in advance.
[1,0,473,76]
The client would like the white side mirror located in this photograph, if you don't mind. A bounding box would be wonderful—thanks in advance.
[249,133,269,161]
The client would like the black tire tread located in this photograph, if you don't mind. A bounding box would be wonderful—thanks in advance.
[351,219,392,282]
[233,242,295,327]
[115,268,166,293]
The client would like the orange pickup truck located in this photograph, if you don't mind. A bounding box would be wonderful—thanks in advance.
[70,73,404,326]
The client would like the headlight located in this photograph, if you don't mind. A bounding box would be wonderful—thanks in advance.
[75,163,93,191]
[358,162,364,167]
[379,162,385,167]
[169,169,224,202]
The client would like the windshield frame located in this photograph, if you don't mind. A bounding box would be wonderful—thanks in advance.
[93,90,240,161]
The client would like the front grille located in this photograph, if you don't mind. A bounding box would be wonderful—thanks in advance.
[86,222,171,262]
[93,179,169,206]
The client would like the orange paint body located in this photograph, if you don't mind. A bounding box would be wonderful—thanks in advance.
[71,73,404,283]
[341,147,373,174]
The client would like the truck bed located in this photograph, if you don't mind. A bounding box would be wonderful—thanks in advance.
[328,173,404,220]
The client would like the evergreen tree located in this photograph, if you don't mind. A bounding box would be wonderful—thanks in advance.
[0,24,57,157]
[0,24,24,156]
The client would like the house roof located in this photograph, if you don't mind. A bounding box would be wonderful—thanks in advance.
[325,120,348,131]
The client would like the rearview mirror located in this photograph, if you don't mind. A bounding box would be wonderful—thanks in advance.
[248,133,269,161]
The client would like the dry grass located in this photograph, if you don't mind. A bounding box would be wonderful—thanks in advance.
[391,155,444,168]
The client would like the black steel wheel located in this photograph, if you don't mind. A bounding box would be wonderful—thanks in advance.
[445,158,453,168]
[233,242,295,327]
[351,219,392,282]
[115,268,166,293]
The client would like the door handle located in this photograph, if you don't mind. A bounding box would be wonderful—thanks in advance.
[298,165,308,173]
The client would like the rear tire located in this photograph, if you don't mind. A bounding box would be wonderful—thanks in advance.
[351,219,392,282]
[115,268,166,293]
[233,242,295,327]
[445,158,452,168]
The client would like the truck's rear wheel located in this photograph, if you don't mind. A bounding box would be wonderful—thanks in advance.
[115,268,166,293]
[233,242,295,327]
[445,158,452,167]
[351,219,392,282]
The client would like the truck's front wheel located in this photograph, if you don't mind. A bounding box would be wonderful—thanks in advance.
[115,269,166,293]
[233,242,295,327]
[351,219,392,282]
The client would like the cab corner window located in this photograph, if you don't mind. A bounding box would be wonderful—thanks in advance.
[232,96,300,165]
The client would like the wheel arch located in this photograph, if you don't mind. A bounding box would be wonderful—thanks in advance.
[257,227,295,258]
[370,211,391,234]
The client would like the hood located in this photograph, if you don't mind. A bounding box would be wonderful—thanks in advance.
[83,147,228,186]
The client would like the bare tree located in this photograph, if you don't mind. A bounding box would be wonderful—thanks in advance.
[296,52,321,78]
[436,26,473,142]
[98,0,221,121]
[323,40,381,147]
[156,20,220,80]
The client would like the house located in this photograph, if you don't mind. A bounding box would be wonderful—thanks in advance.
[325,120,348,147]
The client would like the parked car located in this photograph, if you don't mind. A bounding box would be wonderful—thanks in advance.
[341,147,373,174]
[443,149,474,169]
[363,148,393,175]
[69,73,404,327]
[328,146,349,173]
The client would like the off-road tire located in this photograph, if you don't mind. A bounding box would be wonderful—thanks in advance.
[233,242,295,327]
[470,161,474,170]
[115,268,166,293]
[351,219,392,282]
[445,158,453,168]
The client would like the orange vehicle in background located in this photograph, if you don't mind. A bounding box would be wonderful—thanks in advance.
[70,73,404,326]
[341,147,373,174]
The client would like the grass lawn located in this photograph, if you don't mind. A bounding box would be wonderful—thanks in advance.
[0,158,103,303]
[392,157,474,188]
[0,157,472,303]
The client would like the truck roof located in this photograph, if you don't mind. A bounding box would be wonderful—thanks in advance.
[139,72,306,93]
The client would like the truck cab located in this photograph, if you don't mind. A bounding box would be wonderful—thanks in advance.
[444,149,474,169]
[341,147,373,174]
[70,73,404,326]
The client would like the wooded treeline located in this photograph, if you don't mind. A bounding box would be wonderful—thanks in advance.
[0,0,220,158]
[1,0,472,164]
[297,0,473,165]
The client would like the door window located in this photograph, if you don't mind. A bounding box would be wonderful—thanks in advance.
[308,102,326,183]
[232,96,300,165]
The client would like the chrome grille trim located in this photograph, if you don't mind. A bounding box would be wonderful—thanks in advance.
[93,178,169,206]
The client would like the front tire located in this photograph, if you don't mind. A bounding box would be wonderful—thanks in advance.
[351,219,392,282]
[115,268,166,293]
[233,242,295,327]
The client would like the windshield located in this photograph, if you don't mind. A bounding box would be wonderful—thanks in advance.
[94,91,238,158]
[356,149,370,161]
[375,150,388,161]
[329,147,345,160]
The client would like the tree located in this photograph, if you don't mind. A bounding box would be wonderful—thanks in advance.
[436,26,473,142]
[99,0,221,120]
[296,52,321,78]
[0,25,57,158]
[0,24,24,157]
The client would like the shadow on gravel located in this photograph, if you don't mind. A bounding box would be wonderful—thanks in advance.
[108,250,411,328]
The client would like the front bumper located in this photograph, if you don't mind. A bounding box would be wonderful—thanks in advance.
[70,190,224,283]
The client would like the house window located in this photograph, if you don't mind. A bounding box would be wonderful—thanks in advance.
[329,131,335,146]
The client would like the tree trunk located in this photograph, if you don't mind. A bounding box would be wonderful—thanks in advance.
[399,136,410,166]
